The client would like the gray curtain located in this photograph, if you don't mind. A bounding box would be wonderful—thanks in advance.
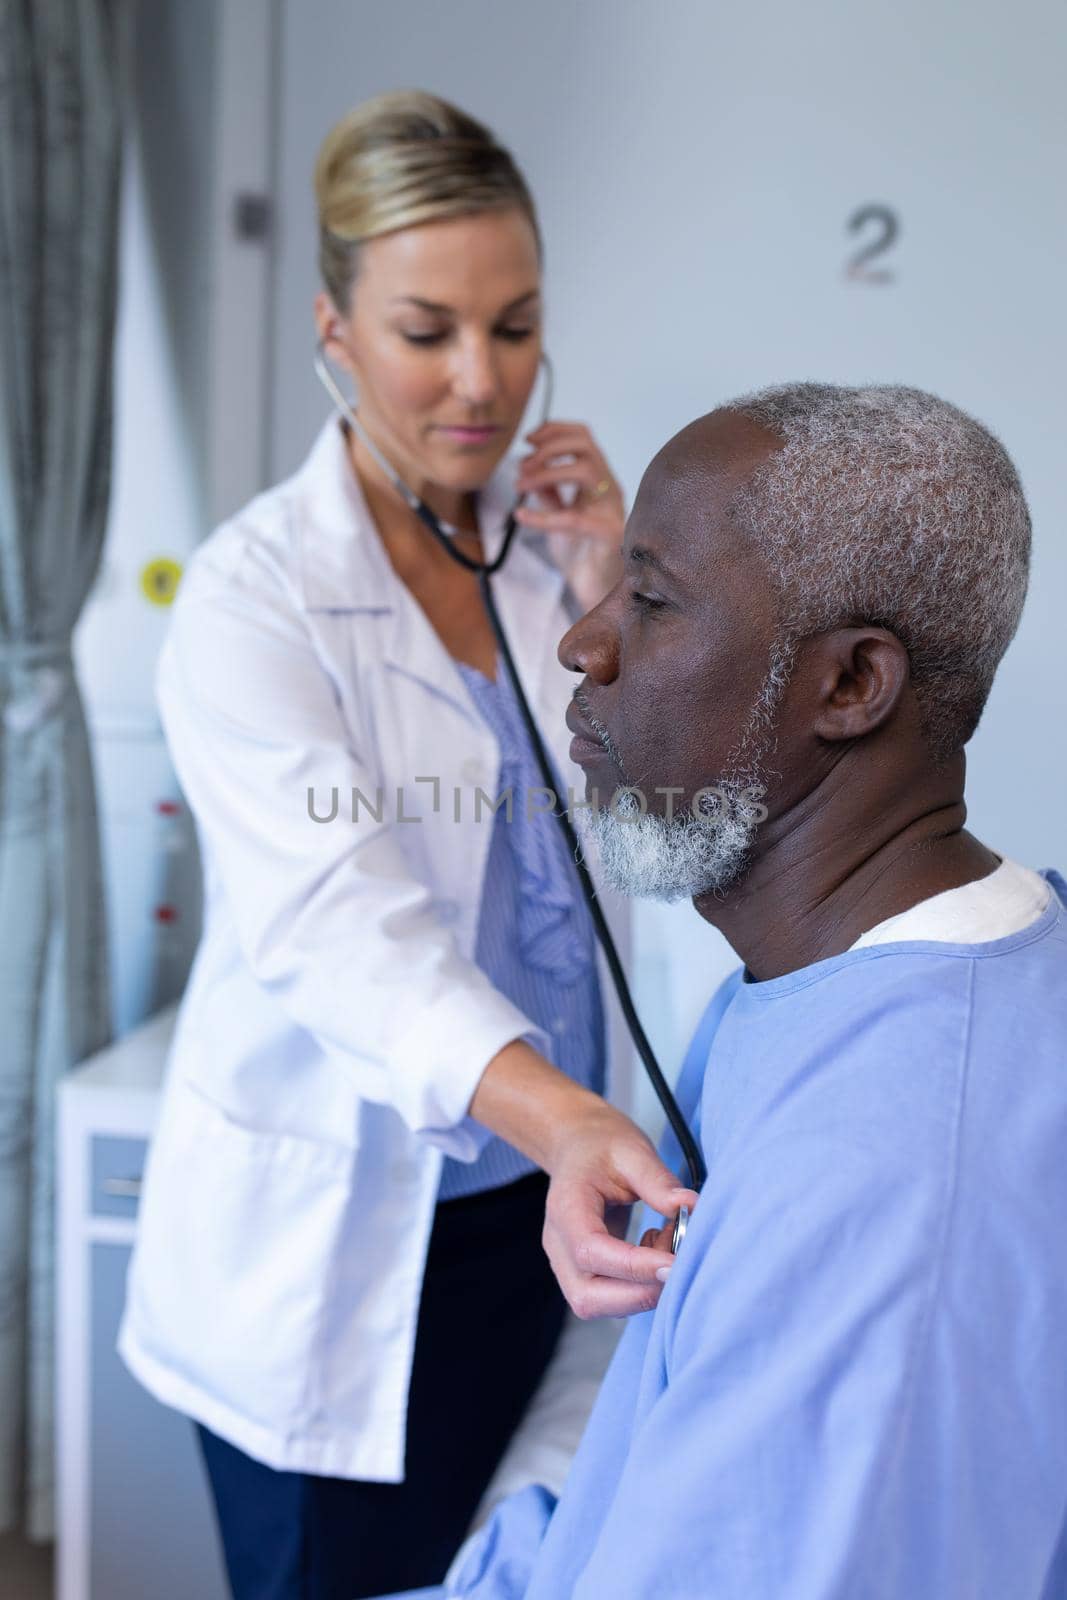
[0,0,124,1539]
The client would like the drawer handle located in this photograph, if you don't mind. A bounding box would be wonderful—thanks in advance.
[101,1175,143,1199]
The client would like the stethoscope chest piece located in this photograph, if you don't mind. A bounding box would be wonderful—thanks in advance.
[671,1204,689,1256]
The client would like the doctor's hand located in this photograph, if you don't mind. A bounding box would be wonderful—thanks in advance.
[513,422,625,611]
[513,421,625,545]
[541,1100,696,1319]
[470,1040,697,1320]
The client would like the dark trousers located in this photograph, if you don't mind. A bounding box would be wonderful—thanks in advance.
[197,1170,565,1600]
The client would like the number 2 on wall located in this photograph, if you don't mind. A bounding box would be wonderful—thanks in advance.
[845,204,900,284]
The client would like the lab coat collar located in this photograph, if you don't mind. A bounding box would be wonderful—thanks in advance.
[295,418,395,613]
[293,415,568,720]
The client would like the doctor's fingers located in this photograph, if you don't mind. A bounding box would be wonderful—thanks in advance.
[524,419,602,450]
[544,1229,672,1320]
[543,1201,676,1319]
[519,422,615,477]
[514,502,625,541]
[562,1275,665,1322]
[516,457,614,498]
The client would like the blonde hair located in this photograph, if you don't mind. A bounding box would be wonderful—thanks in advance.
[314,89,542,311]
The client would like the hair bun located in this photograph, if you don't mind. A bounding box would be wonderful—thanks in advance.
[314,90,540,311]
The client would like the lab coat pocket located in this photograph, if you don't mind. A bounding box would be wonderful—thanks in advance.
[133,1076,357,1439]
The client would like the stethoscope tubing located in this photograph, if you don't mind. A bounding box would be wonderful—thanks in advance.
[314,342,707,1198]
[477,557,707,1194]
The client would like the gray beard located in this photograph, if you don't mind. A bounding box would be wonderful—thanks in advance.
[574,639,793,902]
[576,780,763,901]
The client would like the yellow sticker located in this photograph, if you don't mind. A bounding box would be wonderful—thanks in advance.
[140,557,183,606]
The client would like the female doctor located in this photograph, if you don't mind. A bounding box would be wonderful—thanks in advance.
[120,90,693,1600]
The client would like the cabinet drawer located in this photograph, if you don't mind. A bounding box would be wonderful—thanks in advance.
[90,1136,148,1219]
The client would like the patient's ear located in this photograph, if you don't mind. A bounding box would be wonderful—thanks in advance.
[810,627,910,743]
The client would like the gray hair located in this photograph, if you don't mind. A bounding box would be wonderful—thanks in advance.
[725,383,1032,760]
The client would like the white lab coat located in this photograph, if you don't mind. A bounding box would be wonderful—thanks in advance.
[119,418,630,1481]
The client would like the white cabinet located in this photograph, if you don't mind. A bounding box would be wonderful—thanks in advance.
[56,1008,229,1600]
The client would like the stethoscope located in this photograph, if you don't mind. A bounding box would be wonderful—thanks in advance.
[315,338,706,1247]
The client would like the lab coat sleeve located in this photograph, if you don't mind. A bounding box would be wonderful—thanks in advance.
[562,1123,962,1598]
[157,539,543,1156]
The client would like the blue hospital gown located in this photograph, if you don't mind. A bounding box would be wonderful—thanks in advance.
[451,869,1067,1599]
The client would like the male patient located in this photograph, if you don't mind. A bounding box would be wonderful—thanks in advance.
[445,383,1067,1599]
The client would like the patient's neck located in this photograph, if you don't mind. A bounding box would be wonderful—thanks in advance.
[694,746,999,982]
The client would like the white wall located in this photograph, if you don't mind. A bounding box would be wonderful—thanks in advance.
[269,0,1067,1126]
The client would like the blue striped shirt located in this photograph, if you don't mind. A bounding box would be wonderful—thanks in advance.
[438,658,605,1200]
